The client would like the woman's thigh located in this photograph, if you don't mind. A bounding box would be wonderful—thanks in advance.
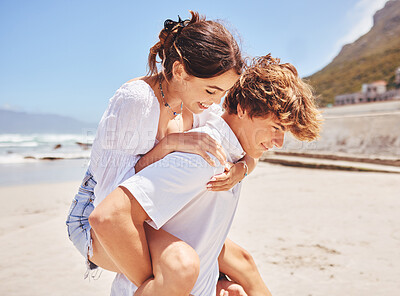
[90,224,199,277]
[89,228,121,272]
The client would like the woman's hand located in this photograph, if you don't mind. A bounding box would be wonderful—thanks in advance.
[163,132,227,167]
[206,161,246,191]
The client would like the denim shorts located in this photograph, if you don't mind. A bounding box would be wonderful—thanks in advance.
[66,169,98,271]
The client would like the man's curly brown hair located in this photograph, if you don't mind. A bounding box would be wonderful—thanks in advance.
[223,54,322,141]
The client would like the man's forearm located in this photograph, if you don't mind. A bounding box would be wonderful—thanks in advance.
[218,239,272,296]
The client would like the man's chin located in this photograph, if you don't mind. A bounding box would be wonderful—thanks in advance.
[246,150,264,159]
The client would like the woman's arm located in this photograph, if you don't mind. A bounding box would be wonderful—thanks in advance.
[207,154,259,191]
[135,132,227,173]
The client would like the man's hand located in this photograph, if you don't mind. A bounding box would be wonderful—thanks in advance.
[217,278,248,296]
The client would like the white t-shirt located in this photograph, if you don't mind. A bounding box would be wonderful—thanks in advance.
[88,80,223,207]
[111,111,245,296]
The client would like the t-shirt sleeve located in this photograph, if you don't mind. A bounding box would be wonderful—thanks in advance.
[119,151,220,229]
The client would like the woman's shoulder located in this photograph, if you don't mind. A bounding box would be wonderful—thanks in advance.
[110,78,159,111]
[98,79,160,142]
[119,78,156,100]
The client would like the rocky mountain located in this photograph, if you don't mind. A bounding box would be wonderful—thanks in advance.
[0,109,96,134]
[307,0,400,106]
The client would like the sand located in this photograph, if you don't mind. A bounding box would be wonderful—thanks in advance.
[0,162,399,296]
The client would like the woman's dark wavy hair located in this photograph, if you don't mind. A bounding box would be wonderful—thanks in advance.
[148,11,243,81]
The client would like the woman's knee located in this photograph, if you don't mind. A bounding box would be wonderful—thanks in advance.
[160,241,200,287]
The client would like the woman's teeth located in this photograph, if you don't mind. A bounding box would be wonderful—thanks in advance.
[200,102,211,108]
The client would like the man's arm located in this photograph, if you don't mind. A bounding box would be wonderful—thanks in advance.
[89,186,152,286]
[218,239,272,296]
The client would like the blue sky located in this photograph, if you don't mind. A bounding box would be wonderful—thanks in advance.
[0,0,388,123]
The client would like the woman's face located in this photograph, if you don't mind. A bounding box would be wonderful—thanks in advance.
[175,68,240,114]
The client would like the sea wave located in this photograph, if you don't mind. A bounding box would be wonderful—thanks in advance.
[0,133,95,146]
[0,141,39,148]
[0,133,94,163]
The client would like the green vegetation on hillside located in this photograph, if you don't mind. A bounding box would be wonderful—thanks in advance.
[306,0,400,106]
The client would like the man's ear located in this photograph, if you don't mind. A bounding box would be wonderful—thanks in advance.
[237,104,246,119]
[172,61,188,82]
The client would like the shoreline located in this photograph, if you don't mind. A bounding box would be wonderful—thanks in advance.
[0,158,88,186]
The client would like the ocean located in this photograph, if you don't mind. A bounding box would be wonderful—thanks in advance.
[0,133,94,164]
[0,133,94,185]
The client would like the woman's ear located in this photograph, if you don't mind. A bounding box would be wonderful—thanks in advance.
[172,61,189,82]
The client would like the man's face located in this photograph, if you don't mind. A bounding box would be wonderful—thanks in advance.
[238,113,285,158]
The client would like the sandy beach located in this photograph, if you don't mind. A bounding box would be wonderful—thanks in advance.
[0,162,399,296]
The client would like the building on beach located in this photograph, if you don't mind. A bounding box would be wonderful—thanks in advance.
[334,67,400,106]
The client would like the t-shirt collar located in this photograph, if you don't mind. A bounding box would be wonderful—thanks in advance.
[207,114,246,163]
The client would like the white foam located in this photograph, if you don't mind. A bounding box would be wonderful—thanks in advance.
[0,133,93,164]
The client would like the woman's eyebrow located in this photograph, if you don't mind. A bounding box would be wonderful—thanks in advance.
[207,85,225,92]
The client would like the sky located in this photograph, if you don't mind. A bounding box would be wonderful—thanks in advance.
[0,0,389,123]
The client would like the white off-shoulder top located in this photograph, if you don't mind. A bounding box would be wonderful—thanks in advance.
[88,80,223,207]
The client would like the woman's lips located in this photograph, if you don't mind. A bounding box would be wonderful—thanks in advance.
[198,102,211,110]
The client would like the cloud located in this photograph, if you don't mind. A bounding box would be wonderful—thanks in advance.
[336,0,388,47]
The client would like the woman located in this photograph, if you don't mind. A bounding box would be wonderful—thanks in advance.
[67,11,267,296]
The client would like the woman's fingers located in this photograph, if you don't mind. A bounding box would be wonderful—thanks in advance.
[193,150,216,167]
[224,162,234,171]
[210,171,230,182]
[208,185,231,191]
[180,132,225,165]
[207,162,238,191]
[174,132,228,167]
[207,172,231,191]
[201,137,226,165]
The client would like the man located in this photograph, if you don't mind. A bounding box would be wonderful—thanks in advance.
[91,54,321,296]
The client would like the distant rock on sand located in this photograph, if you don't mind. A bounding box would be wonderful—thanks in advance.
[75,142,92,150]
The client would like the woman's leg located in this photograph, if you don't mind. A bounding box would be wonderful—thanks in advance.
[88,187,151,286]
[134,224,199,296]
[89,229,121,272]
[90,225,199,296]
[218,239,272,296]
[89,187,200,294]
